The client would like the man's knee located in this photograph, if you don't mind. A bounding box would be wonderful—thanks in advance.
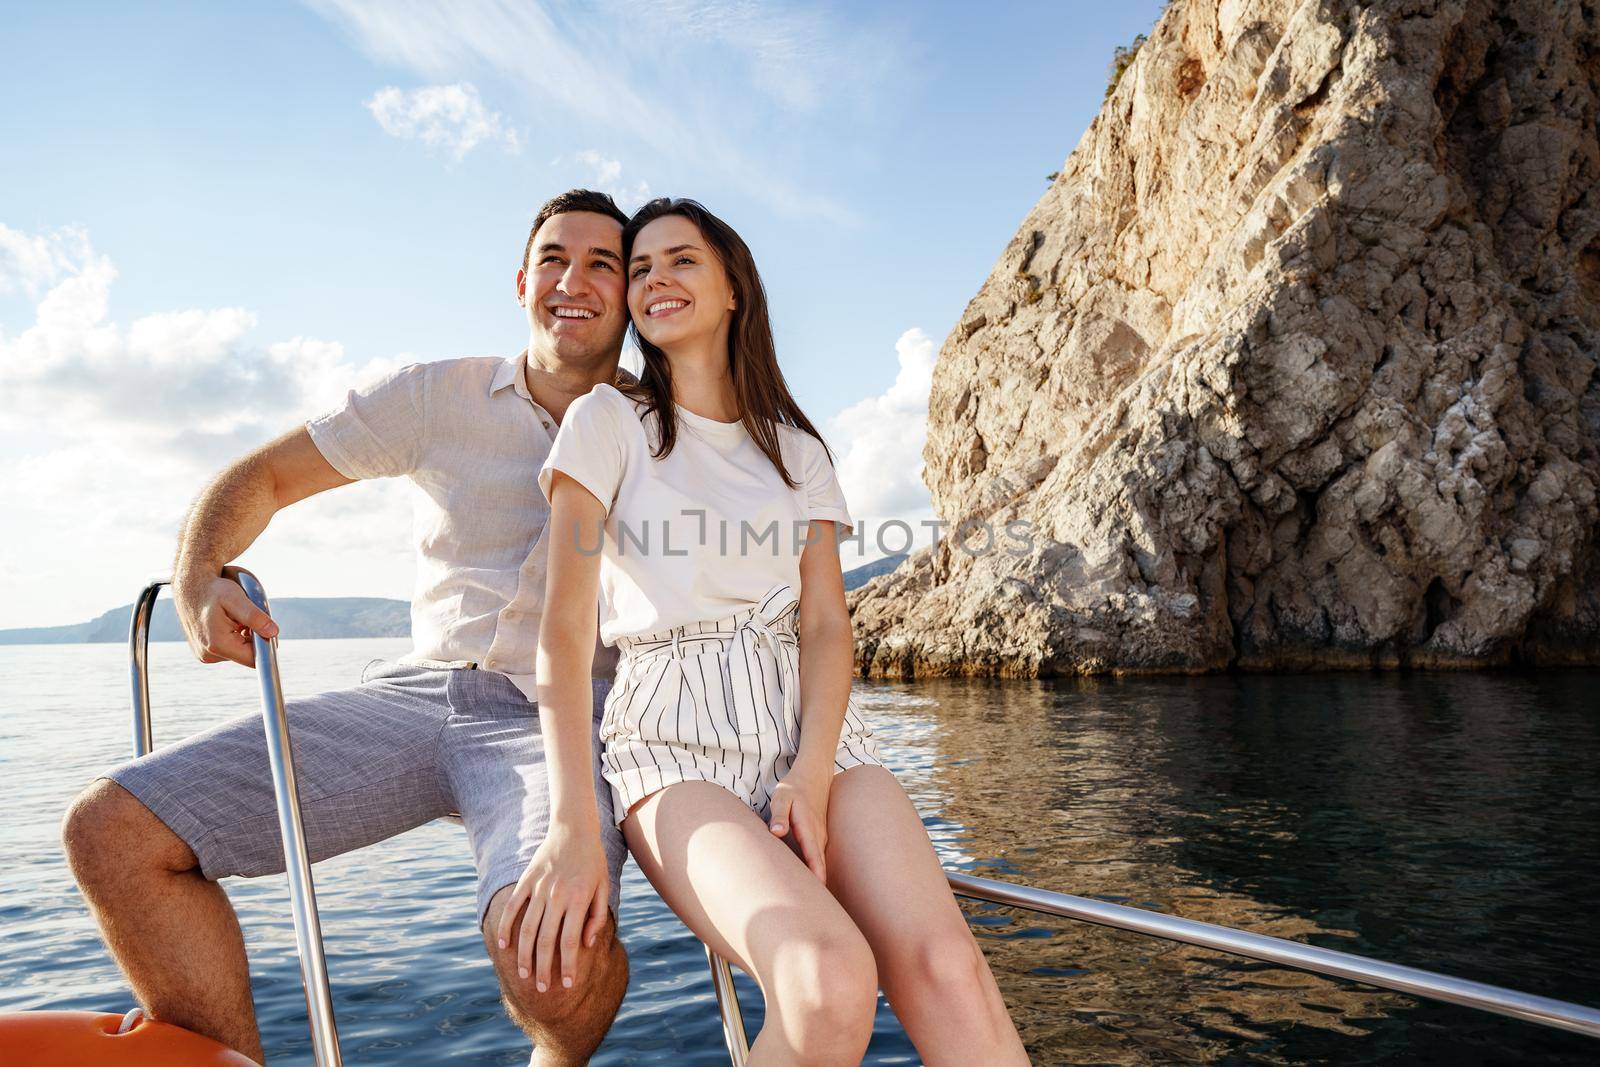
[495,910,628,1032]
[61,779,195,888]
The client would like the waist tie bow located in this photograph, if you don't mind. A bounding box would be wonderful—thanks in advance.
[720,583,801,740]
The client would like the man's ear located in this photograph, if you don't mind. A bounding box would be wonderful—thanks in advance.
[516,268,527,306]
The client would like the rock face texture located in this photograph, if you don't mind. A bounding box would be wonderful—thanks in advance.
[850,0,1600,676]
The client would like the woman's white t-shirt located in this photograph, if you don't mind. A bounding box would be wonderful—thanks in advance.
[536,383,854,646]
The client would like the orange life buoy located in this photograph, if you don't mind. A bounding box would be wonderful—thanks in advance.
[0,1009,257,1065]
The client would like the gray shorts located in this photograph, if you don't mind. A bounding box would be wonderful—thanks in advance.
[102,661,626,925]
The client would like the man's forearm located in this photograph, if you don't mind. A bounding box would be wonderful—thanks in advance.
[173,454,280,588]
[166,426,348,665]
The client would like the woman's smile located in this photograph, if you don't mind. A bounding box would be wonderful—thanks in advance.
[645,298,690,318]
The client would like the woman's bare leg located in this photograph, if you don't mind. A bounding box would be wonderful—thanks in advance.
[623,780,877,1066]
[824,765,1030,1066]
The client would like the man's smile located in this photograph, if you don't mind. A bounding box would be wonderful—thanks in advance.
[547,304,598,322]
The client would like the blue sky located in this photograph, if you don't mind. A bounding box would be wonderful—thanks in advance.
[1,0,1166,629]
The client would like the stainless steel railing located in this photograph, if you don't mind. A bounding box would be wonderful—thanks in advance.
[129,572,343,1067]
[705,945,751,1067]
[704,871,1600,1062]
[944,872,1600,1038]
[129,573,1600,1064]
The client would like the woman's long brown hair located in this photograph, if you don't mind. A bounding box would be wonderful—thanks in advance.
[620,197,834,488]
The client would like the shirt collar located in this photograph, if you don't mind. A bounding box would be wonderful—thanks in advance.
[489,351,533,402]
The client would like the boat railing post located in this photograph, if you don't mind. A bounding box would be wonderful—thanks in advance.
[942,870,1600,1041]
[233,568,342,1067]
[706,946,750,1065]
[707,869,1599,1065]
[126,570,344,1067]
[127,578,165,758]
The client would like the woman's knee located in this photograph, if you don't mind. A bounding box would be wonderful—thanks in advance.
[889,925,992,1001]
[769,921,878,1054]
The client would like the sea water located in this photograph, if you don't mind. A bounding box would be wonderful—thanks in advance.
[2,640,1596,1064]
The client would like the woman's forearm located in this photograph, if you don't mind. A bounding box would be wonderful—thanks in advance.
[794,616,855,770]
[535,635,603,831]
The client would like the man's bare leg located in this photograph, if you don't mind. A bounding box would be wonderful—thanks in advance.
[481,883,628,1066]
[61,779,264,1064]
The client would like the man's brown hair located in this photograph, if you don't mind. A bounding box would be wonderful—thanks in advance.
[521,189,629,272]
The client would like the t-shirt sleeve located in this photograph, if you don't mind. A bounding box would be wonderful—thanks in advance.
[538,388,627,514]
[304,362,428,479]
[800,434,854,535]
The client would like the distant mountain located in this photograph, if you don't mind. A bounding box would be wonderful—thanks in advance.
[2,558,906,646]
[843,554,908,591]
[0,597,411,645]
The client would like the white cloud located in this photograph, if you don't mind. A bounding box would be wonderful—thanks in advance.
[0,223,91,299]
[0,225,415,628]
[568,150,652,213]
[312,0,908,220]
[0,241,395,437]
[366,82,520,160]
[825,327,938,562]
[576,150,621,188]
[647,0,892,115]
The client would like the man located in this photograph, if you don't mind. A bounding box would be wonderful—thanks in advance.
[60,189,636,1065]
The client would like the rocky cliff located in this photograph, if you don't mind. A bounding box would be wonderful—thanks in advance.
[850,0,1600,676]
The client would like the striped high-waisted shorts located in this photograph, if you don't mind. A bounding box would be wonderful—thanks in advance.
[600,582,884,824]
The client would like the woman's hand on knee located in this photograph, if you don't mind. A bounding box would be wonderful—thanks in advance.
[495,825,611,994]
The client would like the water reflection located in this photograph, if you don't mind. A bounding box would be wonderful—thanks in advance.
[852,672,1600,1064]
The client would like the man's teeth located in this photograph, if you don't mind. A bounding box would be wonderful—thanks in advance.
[649,300,687,315]
[553,308,596,319]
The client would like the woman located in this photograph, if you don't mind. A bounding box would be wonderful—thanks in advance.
[499,197,1029,1065]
